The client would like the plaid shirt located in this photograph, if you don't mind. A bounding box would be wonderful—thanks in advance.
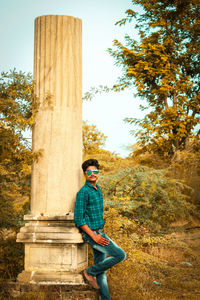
[74,180,105,230]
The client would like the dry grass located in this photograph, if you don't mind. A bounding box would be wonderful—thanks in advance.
[104,226,200,300]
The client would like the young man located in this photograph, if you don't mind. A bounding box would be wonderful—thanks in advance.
[74,159,126,300]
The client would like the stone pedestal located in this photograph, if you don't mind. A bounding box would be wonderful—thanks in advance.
[16,15,87,284]
[17,215,87,284]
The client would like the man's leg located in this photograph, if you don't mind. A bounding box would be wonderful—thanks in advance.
[86,231,126,277]
[92,247,111,300]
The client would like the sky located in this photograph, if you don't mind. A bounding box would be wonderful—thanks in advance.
[0,0,144,157]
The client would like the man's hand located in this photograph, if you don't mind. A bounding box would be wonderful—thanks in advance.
[93,234,110,246]
[80,224,109,246]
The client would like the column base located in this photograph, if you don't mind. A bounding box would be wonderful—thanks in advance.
[16,215,88,284]
[17,270,84,284]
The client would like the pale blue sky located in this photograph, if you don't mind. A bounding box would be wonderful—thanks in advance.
[0,0,144,157]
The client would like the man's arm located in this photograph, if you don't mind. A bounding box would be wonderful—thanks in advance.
[80,224,109,246]
[74,189,88,228]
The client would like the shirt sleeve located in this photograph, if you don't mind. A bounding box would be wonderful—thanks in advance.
[74,188,88,228]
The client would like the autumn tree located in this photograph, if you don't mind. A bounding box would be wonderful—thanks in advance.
[109,0,200,156]
[82,121,107,156]
[0,70,34,233]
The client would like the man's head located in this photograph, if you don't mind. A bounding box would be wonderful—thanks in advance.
[82,159,100,184]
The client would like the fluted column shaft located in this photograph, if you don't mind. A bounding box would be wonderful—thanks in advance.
[32,15,82,215]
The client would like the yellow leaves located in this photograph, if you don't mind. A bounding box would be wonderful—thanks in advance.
[127,67,135,76]
[82,121,107,156]
[160,84,171,93]
[149,183,156,195]
[152,212,157,218]
[155,224,161,230]
[13,198,29,215]
[8,90,18,98]
[20,164,31,176]
[151,19,167,28]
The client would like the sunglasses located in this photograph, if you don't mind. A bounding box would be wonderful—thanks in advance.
[86,169,99,176]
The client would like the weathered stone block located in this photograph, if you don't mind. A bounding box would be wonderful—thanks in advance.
[0,282,99,300]
[17,216,88,284]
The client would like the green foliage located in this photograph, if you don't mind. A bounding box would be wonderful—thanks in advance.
[0,236,24,281]
[99,166,198,230]
[109,0,200,155]
[0,70,33,232]
[128,141,200,207]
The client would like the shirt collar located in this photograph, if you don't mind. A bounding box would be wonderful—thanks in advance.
[85,180,99,190]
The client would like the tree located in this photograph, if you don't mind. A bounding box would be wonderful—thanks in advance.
[82,121,107,156]
[0,70,34,233]
[109,0,200,156]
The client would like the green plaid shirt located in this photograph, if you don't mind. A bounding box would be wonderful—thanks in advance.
[74,180,105,230]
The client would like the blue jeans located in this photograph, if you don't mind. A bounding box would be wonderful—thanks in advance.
[82,230,126,300]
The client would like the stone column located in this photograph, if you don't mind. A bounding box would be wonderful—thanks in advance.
[17,15,87,284]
